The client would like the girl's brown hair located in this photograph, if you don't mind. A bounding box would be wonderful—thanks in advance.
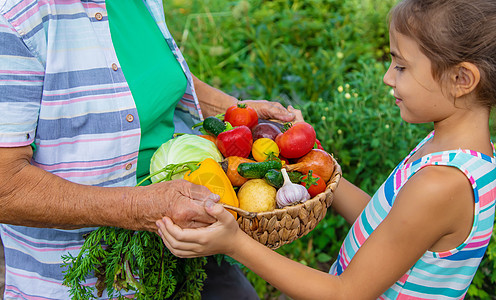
[390,0,496,107]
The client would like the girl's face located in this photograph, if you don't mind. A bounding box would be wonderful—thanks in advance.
[383,29,456,124]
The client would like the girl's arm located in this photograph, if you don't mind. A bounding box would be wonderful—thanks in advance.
[330,177,371,224]
[158,165,474,299]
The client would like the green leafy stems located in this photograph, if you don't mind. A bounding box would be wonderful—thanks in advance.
[136,161,200,186]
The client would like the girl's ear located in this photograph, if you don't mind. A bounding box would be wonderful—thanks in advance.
[453,62,480,98]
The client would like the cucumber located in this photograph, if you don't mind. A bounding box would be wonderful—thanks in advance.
[237,159,283,179]
[264,169,284,188]
[203,116,226,136]
[264,169,303,188]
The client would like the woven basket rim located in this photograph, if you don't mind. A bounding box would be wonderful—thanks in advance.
[222,155,342,218]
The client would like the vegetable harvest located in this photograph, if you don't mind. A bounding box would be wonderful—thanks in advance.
[62,102,338,299]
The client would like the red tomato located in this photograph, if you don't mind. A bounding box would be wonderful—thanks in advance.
[224,103,258,129]
[301,171,326,198]
[275,122,316,158]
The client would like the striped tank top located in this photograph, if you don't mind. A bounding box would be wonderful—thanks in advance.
[329,131,496,299]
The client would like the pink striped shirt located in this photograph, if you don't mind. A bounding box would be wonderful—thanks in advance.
[0,0,203,298]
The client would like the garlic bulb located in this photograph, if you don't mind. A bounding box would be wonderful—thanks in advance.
[276,168,311,208]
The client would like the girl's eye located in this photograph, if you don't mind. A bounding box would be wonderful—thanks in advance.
[394,66,405,72]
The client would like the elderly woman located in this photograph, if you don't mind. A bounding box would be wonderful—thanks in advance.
[0,0,301,298]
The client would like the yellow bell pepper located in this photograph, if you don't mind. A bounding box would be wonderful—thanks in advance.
[183,158,239,218]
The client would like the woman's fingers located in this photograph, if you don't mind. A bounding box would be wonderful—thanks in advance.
[266,102,295,122]
[186,182,221,203]
[241,100,296,122]
[288,105,305,123]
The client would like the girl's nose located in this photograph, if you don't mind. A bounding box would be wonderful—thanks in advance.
[383,64,395,88]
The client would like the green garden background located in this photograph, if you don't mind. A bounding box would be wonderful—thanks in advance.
[163,0,496,298]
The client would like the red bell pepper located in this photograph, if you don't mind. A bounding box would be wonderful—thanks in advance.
[216,125,253,158]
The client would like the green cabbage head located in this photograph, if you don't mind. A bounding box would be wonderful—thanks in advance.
[150,134,223,183]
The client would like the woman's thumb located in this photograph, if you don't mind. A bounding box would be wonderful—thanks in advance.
[204,200,226,219]
[287,105,304,123]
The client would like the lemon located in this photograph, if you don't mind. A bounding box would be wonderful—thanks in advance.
[251,138,280,162]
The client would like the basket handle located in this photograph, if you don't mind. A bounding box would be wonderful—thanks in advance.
[327,155,342,193]
[221,204,259,217]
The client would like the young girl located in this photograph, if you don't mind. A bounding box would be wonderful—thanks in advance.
[156,0,496,298]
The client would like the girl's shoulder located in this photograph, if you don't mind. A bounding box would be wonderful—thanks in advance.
[394,164,475,250]
[403,164,471,198]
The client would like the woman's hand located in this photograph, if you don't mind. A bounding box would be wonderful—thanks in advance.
[240,100,304,123]
[132,179,220,232]
[156,201,240,258]
[192,74,304,122]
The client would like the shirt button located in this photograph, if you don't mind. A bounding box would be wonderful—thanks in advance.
[95,12,103,21]
[111,63,118,71]
[126,114,134,122]
[125,163,132,170]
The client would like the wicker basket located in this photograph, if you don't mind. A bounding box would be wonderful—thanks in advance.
[222,156,342,249]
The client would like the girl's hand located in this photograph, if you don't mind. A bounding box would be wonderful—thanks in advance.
[240,100,304,123]
[157,201,241,258]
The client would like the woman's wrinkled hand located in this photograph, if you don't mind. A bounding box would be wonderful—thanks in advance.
[239,100,304,123]
[156,201,240,258]
[131,179,220,232]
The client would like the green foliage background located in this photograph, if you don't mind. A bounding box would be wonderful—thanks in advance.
[163,0,496,298]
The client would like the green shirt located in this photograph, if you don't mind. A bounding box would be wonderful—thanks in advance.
[107,0,187,184]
